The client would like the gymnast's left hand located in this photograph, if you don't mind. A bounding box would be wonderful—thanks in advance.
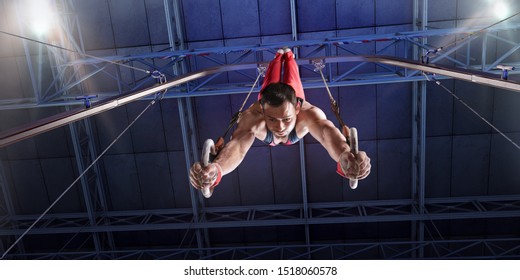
[339,150,371,180]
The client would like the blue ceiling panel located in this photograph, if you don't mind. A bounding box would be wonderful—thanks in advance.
[187,41,229,85]
[237,146,274,205]
[337,0,375,29]
[344,222,378,241]
[9,159,48,214]
[337,28,377,73]
[425,136,452,198]
[109,0,151,48]
[117,46,155,86]
[168,151,191,208]
[493,89,520,133]
[0,58,24,100]
[497,29,520,64]
[453,82,494,135]
[73,0,115,50]
[93,106,135,155]
[0,110,38,160]
[375,25,413,58]
[40,157,84,213]
[31,108,73,158]
[103,154,142,210]
[33,126,71,158]
[428,0,457,22]
[376,83,412,139]
[449,218,486,238]
[298,31,337,60]
[311,224,347,242]
[209,228,245,245]
[195,95,233,147]
[377,138,412,200]
[220,0,260,39]
[135,152,175,209]
[82,50,120,94]
[205,170,242,207]
[297,0,336,33]
[456,0,498,19]
[161,99,185,151]
[489,133,520,195]
[339,85,377,140]
[127,101,167,153]
[305,143,343,203]
[224,37,261,83]
[379,221,411,240]
[258,0,292,36]
[451,134,491,197]
[182,0,223,42]
[0,5,14,58]
[375,0,413,26]
[145,0,169,45]
[14,56,40,99]
[426,80,455,137]
[271,144,303,204]
[244,227,277,245]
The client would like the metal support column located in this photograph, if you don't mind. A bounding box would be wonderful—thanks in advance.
[54,0,115,256]
[165,0,210,253]
[411,0,427,258]
[290,0,310,258]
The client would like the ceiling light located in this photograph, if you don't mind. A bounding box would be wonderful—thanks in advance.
[493,1,510,19]
[27,0,55,36]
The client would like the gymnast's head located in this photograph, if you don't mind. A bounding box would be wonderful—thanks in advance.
[260,82,298,108]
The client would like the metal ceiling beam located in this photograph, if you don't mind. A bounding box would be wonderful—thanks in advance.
[1,195,519,236]
[5,237,520,260]
[65,23,520,66]
[2,55,520,148]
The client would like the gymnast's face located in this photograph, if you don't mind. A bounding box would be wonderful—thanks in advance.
[262,100,300,139]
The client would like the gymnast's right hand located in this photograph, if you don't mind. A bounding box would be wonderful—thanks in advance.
[189,162,221,190]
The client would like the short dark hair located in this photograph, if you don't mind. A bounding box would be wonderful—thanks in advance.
[260,82,297,107]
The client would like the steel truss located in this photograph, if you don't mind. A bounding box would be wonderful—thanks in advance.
[2,0,520,260]
[6,237,520,260]
[1,195,519,235]
[2,22,520,110]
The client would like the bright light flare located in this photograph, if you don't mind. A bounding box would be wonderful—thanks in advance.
[493,1,510,19]
[27,0,55,36]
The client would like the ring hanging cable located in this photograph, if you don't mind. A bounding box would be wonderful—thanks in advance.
[0,82,166,259]
[312,59,350,144]
[213,64,266,154]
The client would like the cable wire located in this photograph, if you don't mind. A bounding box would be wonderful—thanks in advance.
[432,77,520,151]
[0,30,151,74]
[0,94,163,260]
[422,10,520,62]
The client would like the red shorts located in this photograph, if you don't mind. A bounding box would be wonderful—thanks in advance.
[258,51,305,100]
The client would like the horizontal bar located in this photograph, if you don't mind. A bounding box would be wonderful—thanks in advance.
[1,55,519,148]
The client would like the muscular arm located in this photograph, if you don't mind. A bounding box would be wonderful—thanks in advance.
[213,112,258,176]
[304,107,350,161]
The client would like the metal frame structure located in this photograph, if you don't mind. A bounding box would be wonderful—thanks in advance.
[1,0,520,259]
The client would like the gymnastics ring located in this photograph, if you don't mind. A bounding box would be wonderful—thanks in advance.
[349,127,359,190]
[201,139,216,198]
